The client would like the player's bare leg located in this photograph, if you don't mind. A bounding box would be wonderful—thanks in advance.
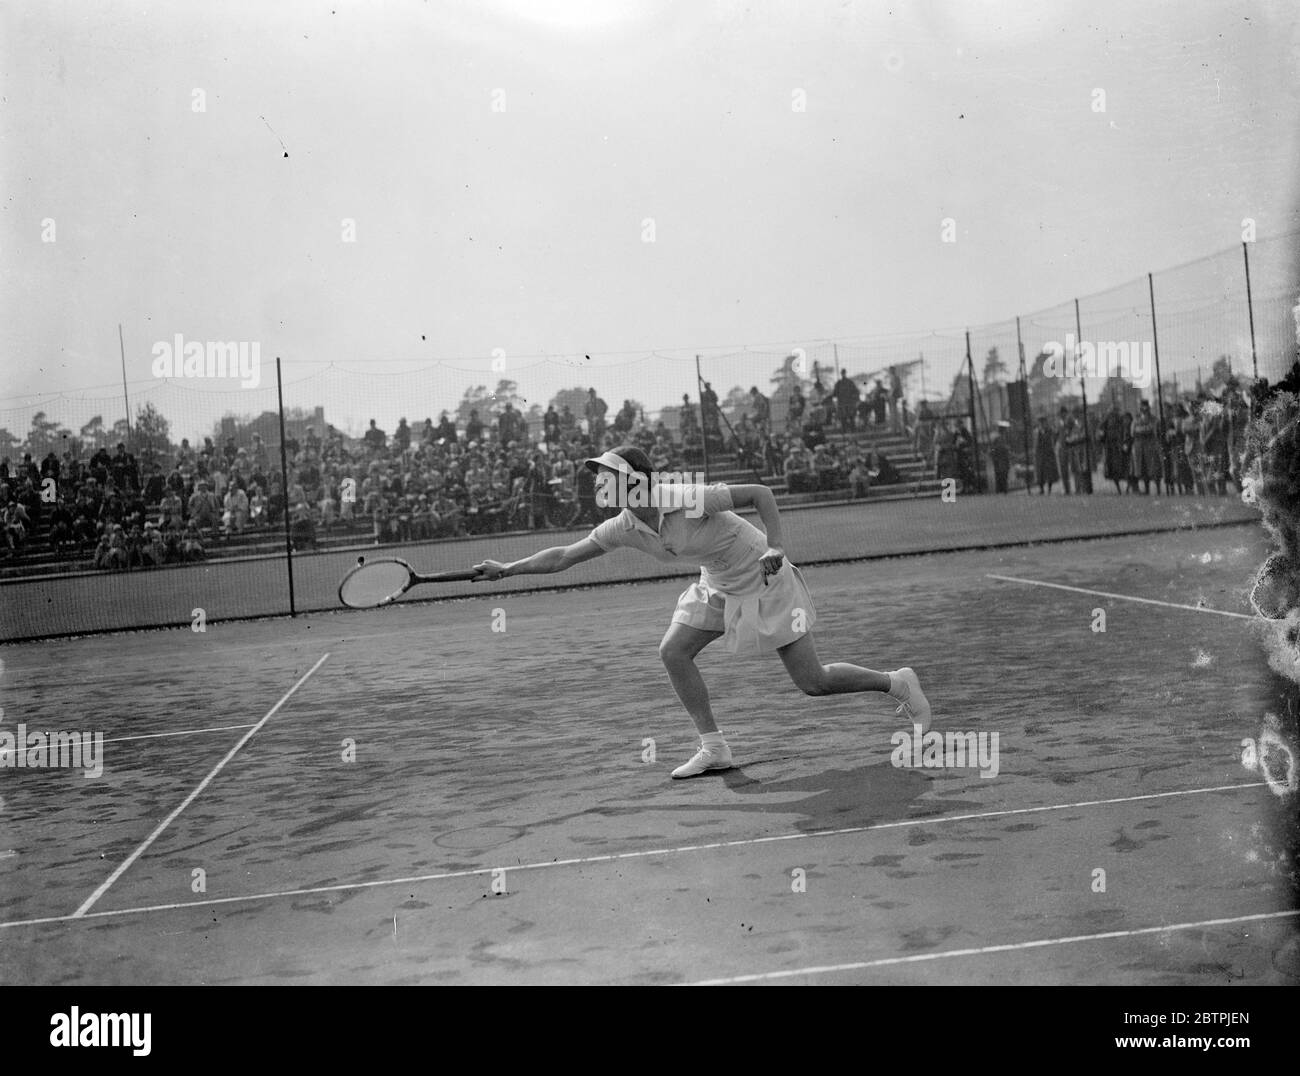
[777,634,931,731]
[658,622,732,778]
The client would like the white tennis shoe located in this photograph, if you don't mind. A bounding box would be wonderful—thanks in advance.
[889,667,932,733]
[671,743,734,779]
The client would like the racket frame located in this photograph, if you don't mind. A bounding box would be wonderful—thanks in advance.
[337,556,482,609]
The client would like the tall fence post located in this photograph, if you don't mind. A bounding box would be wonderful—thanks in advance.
[1147,273,1165,433]
[276,356,297,617]
[965,330,981,490]
[1242,240,1259,383]
[695,354,710,484]
[1074,298,1093,491]
[1016,315,1032,493]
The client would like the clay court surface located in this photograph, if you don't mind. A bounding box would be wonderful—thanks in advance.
[0,506,1296,985]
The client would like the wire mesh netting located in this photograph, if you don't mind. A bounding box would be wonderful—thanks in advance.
[1,236,1295,640]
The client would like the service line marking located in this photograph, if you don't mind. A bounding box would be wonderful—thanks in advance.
[987,574,1255,619]
[69,653,330,919]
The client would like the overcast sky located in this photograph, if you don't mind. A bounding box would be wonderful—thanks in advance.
[3,0,1298,441]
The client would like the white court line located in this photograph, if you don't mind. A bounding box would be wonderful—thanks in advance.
[3,725,258,755]
[0,780,1263,931]
[987,574,1255,620]
[98,724,258,745]
[685,908,1300,985]
[68,653,330,919]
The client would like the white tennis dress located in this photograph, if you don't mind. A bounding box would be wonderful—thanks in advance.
[586,482,817,654]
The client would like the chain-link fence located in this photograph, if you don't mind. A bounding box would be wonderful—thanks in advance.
[1,235,1294,639]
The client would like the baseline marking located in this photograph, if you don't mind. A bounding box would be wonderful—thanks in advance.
[686,909,1300,984]
[69,653,331,919]
[987,574,1255,620]
[1,780,1263,930]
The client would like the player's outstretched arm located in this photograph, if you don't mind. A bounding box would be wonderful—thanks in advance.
[473,536,605,580]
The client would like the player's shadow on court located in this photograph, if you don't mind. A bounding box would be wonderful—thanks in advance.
[555,761,957,835]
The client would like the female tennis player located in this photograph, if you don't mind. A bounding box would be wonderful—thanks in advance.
[472,445,930,778]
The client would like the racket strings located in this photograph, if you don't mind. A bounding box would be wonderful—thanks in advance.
[339,561,412,607]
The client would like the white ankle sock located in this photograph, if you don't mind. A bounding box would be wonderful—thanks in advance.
[700,731,726,749]
[887,671,904,697]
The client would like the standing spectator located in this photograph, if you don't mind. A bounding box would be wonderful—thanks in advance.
[1033,415,1059,494]
[1100,404,1128,494]
[1178,402,1205,495]
[749,386,770,429]
[559,404,576,434]
[871,379,889,428]
[1122,410,1138,493]
[1055,407,1074,495]
[1067,406,1092,494]
[786,384,805,432]
[585,388,609,442]
[223,436,238,468]
[544,404,561,444]
[437,411,458,443]
[1129,400,1162,495]
[1201,398,1228,495]
[699,382,720,446]
[363,419,387,454]
[394,418,412,452]
[990,426,1012,493]
[888,366,905,432]
[465,409,484,444]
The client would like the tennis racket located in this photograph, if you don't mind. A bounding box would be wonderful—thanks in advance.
[338,557,481,609]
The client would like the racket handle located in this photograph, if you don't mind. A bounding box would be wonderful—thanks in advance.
[419,569,483,583]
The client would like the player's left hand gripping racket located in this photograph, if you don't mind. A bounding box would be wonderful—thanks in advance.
[338,557,482,609]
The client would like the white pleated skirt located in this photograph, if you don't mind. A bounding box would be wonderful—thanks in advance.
[670,562,818,654]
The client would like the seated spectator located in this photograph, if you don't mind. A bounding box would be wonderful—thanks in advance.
[290,499,318,549]
[222,483,249,534]
[812,444,842,490]
[95,524,129,570]
[865,444,901,486]
[159,488,184,530]
[139,522,167,566]
[783,443,815,493]
[247,484,268,528]
[47,500,75,551]
[317,483,337,531]
[848,455,871,499]
[72,507,97,549]
[2,499,30,555]
[188,481,220,532]
[180,520,206,561]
